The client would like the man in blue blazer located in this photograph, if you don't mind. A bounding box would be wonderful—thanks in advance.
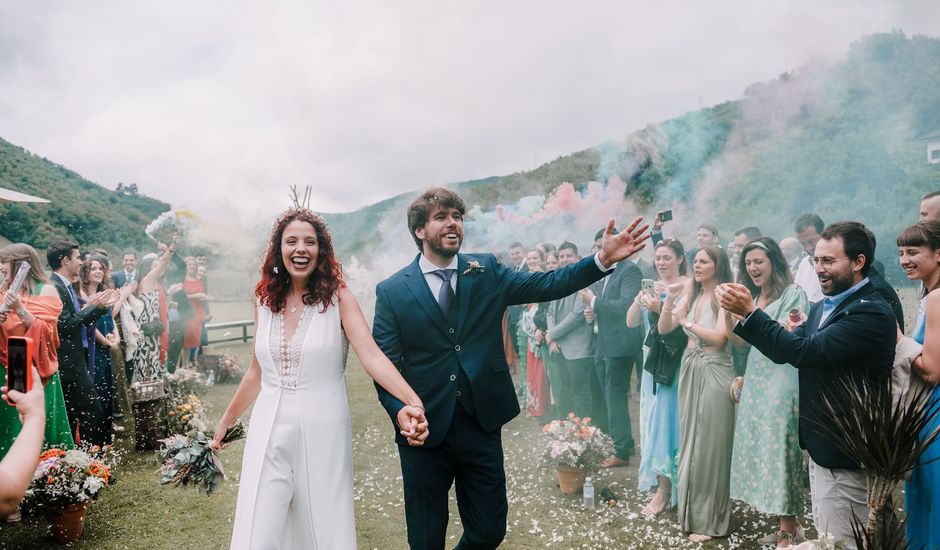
[717,221,895,549]
[373,188,649,549]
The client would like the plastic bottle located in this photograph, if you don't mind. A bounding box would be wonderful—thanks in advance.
[583,477,594,510]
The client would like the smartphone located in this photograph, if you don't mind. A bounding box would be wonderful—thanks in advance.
[641,279,655,292]
[657,209,673,222]
[5,336,33,405]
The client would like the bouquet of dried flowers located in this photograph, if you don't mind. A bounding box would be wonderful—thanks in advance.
[158,423,246,495]
[25,445,119,510]
[164,368,209,434]
[542,414,614,473]
[218,354,244,383]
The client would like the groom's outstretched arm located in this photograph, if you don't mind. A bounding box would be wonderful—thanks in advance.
[372,284,406,424]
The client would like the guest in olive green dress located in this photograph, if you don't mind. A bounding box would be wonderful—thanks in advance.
[662,246,735,542]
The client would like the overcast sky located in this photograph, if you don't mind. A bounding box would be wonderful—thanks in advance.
[1,1,939,221]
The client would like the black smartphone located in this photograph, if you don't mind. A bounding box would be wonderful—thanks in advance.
[6,336,33,403]
[657,209,673,222]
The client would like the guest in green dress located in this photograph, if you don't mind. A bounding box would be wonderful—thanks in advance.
[727,238,809,547]
[0,244,74,457]
[661,245,735,543]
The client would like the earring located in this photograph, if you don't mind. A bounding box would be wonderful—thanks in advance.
[272,266,279,274]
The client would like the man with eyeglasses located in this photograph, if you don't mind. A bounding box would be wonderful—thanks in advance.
[717,221,896,550]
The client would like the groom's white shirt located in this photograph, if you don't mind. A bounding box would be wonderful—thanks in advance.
[419,255,459,297]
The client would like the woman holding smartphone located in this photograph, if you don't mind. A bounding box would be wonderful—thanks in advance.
[0,245,73,492]
[627,238,690,517]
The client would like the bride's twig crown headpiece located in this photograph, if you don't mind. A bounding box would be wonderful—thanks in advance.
[289,184,313,211]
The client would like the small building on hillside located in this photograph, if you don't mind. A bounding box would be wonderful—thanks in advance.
[924,129,940,165]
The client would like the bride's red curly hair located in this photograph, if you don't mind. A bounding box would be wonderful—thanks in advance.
[255,209,345,313]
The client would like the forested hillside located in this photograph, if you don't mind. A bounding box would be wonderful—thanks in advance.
[0,138,168,253]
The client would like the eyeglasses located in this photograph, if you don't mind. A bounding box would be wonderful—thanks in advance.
[811,256,850,269]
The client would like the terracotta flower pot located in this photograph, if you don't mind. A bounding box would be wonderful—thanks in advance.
[555,467,586,494]
[48,500,91,543]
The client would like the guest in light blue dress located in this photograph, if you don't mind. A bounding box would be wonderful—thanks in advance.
[897,222,940,550]
[628,238,689,516]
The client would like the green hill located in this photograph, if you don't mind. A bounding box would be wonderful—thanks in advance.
[325,31,940,282]
[0,138,169,254]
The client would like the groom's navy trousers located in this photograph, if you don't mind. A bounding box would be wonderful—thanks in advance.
[374,252,610,550]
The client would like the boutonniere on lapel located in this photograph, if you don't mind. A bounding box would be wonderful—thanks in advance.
[463,261,484,276]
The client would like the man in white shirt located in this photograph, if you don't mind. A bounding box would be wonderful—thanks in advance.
[793,213,825,303]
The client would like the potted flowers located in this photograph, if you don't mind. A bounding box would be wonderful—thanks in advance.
[542,414,614,494]
[25,446,117,542]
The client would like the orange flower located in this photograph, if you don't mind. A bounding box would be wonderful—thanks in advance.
[89,462,111,483]
[46,477,55,484]
[39,449,66,461]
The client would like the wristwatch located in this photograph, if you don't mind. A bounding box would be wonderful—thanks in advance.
[684,320,693,330]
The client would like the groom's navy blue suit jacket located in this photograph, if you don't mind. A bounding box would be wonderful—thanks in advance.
[373,252,609,447]
[733,281,895,470]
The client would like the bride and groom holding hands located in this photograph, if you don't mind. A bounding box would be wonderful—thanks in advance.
[213,187,649,549]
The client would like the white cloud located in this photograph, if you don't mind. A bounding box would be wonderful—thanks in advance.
[1,0,938,223]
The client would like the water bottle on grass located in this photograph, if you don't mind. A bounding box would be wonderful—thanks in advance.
[583,477,594,510]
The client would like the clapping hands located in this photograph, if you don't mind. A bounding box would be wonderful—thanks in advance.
[714,283,754,321]
[397,405,429,447]
[89,289,120,309]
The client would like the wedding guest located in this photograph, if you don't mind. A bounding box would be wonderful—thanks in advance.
[112,249,138,287]
[627,238,689,516]
[793,214,826,303]
[212,208,427,550]
[79,254,121,441]
[731,226,762,280]
[545,252,559,271]
[506,242,527,378]
[779,237,804,276]
[719,221,896,549]
[919,190,940,223]
[134,240,179,383]
[662,245,735,542]
[0,366,44,519]
[581,227,643,468]
[726,238,808,547]
[182,257,209,367]
[898,221,940,550]
[47,241,116,446]
[197,264,212,355]
[686,223,720,267]
[160,243,192,372]
[522,249,549,418]
[0,244,73,457]
[545,242,595,420]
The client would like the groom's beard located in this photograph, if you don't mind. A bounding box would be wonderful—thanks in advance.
[427,239,460,260]
[425,233,462,259]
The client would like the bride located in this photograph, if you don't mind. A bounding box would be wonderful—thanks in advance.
[212,207,428,550]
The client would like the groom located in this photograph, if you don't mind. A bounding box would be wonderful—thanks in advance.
[373,187,648,549]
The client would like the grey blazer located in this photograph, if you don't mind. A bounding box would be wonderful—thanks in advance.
[546,292,594,360]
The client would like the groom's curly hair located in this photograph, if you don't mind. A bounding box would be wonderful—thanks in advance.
[407,187,467,251]
[256,208,345,313]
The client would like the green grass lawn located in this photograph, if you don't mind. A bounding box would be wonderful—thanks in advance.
[0,343,816,550]
[0,288,919,549]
